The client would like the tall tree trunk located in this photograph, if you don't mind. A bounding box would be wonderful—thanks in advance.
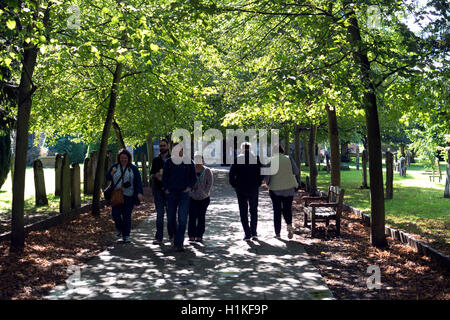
[0,130,11,189]
[326,105,340,187]
[445,142,450,198]
[400,144,405,157]
[308,125,318,196]
[361,149,369,189]
[346,8,387,247]
[146,132,154,164]
[11,45,38,249]
[284,126,289,155]
[92,62,123,216]
[385,150,393,199]
[303,135,309,167]
[294,125,301,185]
[112,118,125,149]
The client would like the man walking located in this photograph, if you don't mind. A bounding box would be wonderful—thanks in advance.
[150,139,171,244]
[162,142,196,251]
[229,142,263,241]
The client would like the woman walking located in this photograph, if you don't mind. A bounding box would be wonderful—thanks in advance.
[266,145,298,239]
[188,152,213,242]
[105,149,144,243]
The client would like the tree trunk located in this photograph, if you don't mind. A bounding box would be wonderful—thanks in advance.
[294,125,301,185]
[284,126,289,155]
[346,9,387,247]
[112,118,125,149]
[445,143,450,198]
[316,143,320,171]
[326,105,340,187]
[362,149,369,189]
[385,151,393,200]
[303,135,309,167]
[92,62,123,216]
[400,144,405,157]
[356,144,360,170]
[11,44,39,249]
[308,125,318,196]
[146,132,154,164]
[0,130,11,189]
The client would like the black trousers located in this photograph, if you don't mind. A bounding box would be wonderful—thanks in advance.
[188,197,210,239]
[236,189,259,238]
[269,190,293,236]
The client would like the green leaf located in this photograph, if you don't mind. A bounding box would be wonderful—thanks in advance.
[6,19,16,30]
[150,43,159,52]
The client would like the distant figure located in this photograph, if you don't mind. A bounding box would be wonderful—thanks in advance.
[400,156,407,177]
[229,142,263,241]
[188,152,214,243]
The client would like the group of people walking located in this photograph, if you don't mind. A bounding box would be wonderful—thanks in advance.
[105,140,298,251]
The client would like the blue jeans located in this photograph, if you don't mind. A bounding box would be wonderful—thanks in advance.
[166,190,191,247]
[153,188,170,241]
[111,195,134,239]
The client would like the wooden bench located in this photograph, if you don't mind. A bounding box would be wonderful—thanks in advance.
[301,186,345,237]
[422,171,442,182]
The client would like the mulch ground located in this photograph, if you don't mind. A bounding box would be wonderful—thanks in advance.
[292,192,450,300]
[0,188,153,300]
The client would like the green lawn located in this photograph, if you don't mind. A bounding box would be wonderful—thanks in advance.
[0,165,92,217]
[302,159,449,250]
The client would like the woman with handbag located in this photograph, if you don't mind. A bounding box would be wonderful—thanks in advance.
[105,148,144,243]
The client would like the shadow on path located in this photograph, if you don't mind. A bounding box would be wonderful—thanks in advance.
[46,168,332,300]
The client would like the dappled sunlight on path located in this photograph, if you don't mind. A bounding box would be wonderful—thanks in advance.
[46,168,332,300]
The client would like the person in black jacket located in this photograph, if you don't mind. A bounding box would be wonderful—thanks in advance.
[229,142,263,241]
[162,142,196,252]
[105,148,144,243]
[149,139,171,244]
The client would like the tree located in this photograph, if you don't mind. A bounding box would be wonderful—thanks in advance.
[1,0,55,249]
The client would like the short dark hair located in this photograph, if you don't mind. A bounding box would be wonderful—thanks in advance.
[159,139,169,146]
[117,148,132,164]
[278,144,285,154]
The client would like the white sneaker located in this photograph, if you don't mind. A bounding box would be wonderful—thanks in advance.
[287,225,294,239]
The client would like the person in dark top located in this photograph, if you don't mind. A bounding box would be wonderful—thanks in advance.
[229,142,263,241]
[162,142,196,251]
[149,139,170,244]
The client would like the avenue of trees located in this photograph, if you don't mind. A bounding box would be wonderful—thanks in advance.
[0,0,448,250]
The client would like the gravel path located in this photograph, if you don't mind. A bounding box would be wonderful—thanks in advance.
[46,168,332,300]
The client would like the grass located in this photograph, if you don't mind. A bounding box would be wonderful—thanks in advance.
[0,165,92,217]
[301,159,450,252]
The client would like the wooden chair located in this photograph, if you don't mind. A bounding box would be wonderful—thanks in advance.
[301,186,345,237]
